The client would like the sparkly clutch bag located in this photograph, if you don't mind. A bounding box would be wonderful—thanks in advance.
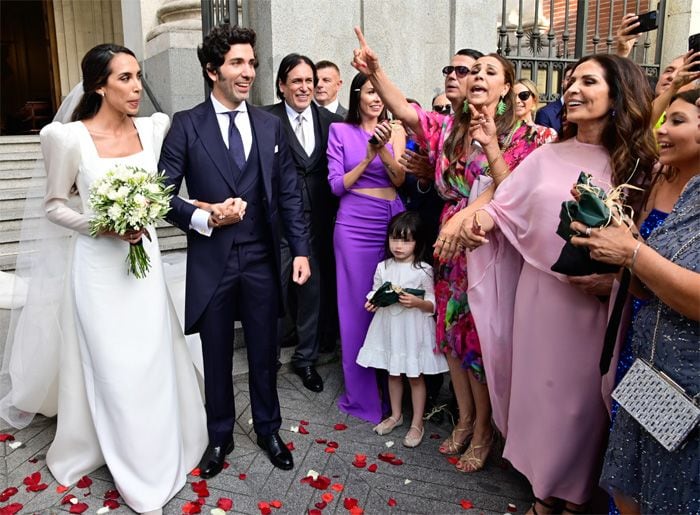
[612,357,700,452]
[612,232,700,452]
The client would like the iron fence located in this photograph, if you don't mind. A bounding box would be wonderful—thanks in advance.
[202,0,242,39]
[497,0,666,101]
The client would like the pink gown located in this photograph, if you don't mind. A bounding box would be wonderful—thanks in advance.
[468,138,615,503]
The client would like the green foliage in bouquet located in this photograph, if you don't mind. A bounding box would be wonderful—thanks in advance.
[88,165,174,278]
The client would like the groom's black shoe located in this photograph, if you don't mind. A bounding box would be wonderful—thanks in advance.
[198,439,234,479]
[293,365,323,392]
[257,432,294,470]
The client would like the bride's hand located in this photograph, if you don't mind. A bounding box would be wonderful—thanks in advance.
[103,227,149,244]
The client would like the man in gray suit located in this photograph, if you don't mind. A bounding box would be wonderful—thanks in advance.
[314,60,347,118]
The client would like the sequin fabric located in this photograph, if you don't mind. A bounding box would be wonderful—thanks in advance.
[601,176,700,514]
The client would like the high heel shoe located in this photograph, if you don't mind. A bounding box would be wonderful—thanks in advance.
[438,424,473,455]
[455,429,498,473]
[373,414,403,435]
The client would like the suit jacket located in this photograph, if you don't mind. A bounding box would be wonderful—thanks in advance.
[335,103,348,118]
[261,102,342,244]
[159,99,310,332]
[535,99,563,134]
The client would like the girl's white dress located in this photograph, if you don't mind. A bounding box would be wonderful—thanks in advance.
[21,114,207,512]
[357,259,448,377]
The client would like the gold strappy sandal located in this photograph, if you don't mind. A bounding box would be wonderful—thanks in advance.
[438,425,473,455]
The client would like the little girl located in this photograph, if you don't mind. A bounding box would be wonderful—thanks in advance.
[357,212,448,448]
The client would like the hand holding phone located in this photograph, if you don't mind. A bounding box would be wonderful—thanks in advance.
[689,33,700,73]
[627,11,657,35]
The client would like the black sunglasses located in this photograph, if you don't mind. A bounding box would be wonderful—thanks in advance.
[432,104,451,114]
[442,65,470,78]
[517,90,534,101]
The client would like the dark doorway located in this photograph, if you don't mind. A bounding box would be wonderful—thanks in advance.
[1,0,57,135]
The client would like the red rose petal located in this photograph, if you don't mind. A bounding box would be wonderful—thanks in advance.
[196,497,206,506]
[430,433,441,439]
[321,492,334,503]
[314,501,327,510]
[61,494,77,505]
[507,503,518,512]
[308,475,331,490]
[69,503,89,514]
[343,497,358,509]
[239,473,247,480]
[459,499,474,510]
[333,423,347,431]
[260,507,272,515]
[354,453,366,461]
[217,497,234,511]
[351,460,366,468]
[223,461,230,469]
[377,452,395,462]
[327,441,339,448]
[0,503,23,515]
[330,484,344,492]
[104,489,119,500]
[22,471,41,486]
[298,425,309,435]
[190,467,201,476]
[387,498,397,507]
[258,501,270,510]
[447,456,459,465]
[27,483,48,492]
[103,499,120,510]
[27,457,39,464]
[56,485,69,494]
[0,434,15,442]
[76,476,92,489]
[367,463,377,473]
[299,420,309,425]
[389,458,403,466]
[191,480,209,497]
[308,510,322,515]
[286,441,295,451]
[324,447,336,453]
[349,506,364,515]
[182,501,202,514]
[0,487,18,502]
[270,500,282,509]
[314,438,327,444]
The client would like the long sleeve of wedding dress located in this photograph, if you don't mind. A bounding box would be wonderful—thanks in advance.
[41,123,92,236]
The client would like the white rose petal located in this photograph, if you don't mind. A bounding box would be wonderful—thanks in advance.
[248,418,253,425]
[70,498,79,505]
[306,469,319,480]
[385,441,394,448]
[404,479,411,485]
[290,425,299,433]
[96,507,110,514]
[8,441,23,449]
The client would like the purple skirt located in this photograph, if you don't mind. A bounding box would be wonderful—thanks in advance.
[334,191,404,423]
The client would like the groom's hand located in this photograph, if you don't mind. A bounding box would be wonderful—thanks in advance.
[292,256,311,285]
[208,198,247,227]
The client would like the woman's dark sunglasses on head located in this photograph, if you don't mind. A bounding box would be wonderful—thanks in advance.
[442,65,470,78]
[432,104,451,114]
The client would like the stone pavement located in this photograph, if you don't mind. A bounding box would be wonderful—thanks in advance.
[0,355,534,515]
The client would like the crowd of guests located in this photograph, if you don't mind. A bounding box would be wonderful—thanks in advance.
[1,17,697,515]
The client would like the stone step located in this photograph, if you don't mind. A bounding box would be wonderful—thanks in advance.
[0,175,45,190]
[0,155,43,172]
[0,135,42,154]
[0,225,184,246]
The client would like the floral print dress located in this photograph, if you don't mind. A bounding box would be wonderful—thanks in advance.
[414,105,556,381]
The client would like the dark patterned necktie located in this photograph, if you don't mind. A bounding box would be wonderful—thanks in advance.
[227,111,246,171]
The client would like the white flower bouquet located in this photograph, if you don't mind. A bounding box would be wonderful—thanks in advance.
[88,164,174,278]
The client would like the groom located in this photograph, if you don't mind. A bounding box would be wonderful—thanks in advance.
[159,24,310,478]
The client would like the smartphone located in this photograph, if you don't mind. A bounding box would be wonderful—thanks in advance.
[628,10,658,35]
[405,139,419,152]
[368,135,379,145]
[690,33,700,73]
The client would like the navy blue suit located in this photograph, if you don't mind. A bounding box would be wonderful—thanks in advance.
[535,98,564,134]
[159,99,309,444]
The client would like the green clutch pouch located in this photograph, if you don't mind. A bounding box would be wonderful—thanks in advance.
[369,281,425,307]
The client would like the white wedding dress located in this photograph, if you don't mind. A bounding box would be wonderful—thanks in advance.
[10,114,207,512]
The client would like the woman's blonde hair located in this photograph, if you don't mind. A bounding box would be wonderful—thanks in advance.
[516,78,539,116]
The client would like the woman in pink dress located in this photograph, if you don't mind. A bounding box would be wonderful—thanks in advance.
[464,55,657,513]
[351,28,555,472]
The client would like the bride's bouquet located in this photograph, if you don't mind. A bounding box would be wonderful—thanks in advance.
[88,164,174,278]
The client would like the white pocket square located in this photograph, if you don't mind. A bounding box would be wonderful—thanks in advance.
[274,145,279,153]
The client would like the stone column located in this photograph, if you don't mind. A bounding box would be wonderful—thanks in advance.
[143,0,204,115]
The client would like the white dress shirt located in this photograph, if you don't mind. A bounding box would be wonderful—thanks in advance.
[189,95,254,236]
[285,102,315,156]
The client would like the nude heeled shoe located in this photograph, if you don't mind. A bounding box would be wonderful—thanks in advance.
[373,414,403,435]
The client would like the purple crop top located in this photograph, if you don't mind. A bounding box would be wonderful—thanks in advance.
[326,122,395,196]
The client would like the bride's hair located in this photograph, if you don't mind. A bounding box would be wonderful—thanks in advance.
[71,43,136,122]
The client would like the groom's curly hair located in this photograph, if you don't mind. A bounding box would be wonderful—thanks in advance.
[198,24,257,88]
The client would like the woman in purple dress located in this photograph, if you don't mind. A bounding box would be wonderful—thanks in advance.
[327,72,406,423]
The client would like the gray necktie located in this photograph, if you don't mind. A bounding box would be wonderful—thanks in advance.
[294,113,307,155]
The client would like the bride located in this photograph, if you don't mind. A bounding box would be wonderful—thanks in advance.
[0,44,207,513]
